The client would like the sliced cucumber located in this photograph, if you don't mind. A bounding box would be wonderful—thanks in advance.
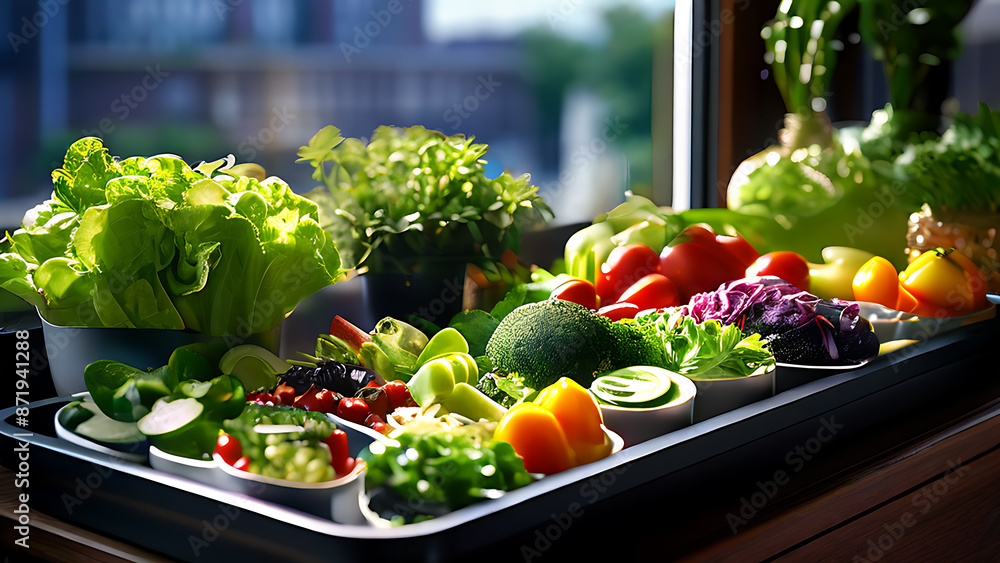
[73,402,145,444]
[137,398,218,460]
[591,366,678,408]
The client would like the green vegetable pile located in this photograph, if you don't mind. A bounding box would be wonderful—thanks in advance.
[223,404,339,483]
[479,299,662,405]
[633,310,775,379]
[363,424,533,523]
[0,137,345,335]
[296,125,552,273]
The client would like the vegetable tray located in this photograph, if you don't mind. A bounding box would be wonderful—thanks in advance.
[1,318,996,561]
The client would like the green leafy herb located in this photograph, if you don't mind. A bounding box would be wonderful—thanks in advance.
[635,310,775,380]
[297,125,552,273]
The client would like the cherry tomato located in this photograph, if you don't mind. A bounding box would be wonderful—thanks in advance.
[746,251,811,291]
[616,273,679,312]
[232,456,251,472]
[323,429,354,478]
[852,256,900,309]
[382,380,413,411]
[336,397,371,425]
[355,386,388,420]
[273,383,297,406]
[214,432,242,466]
[551,278,598,309]
[293,386,338,413]
[596,244,662,304]
[596,302,640,321]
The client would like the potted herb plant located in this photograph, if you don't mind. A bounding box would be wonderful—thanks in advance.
[296,125,552,327]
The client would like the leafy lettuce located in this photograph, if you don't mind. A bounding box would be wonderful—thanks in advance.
[634,309,775,380]
[0,137,345,336]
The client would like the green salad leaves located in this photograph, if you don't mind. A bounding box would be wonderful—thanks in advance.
[634,310,775,380]
[0,137,345,336]
[297,125,552,274]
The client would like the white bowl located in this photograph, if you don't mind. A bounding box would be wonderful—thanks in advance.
[598,369,697,447]
[54,392,148,464]
[214,453,367,524]
[858,301,996,343]
[149,445,226,489]
[688,367,775,423]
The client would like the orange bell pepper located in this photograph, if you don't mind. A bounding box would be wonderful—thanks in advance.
[494,378,613,474]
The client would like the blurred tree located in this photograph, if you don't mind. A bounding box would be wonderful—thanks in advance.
[519,5,671,194]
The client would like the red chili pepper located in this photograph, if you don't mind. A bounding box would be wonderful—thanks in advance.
[324,429,354,478]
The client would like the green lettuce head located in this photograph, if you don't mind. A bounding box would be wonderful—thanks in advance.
[0,137,345,336]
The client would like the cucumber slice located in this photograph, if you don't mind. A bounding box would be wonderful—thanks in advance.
[58,401,95,431]
[73,402,145,444]
[137,398,218,460]
[591,367,678,408]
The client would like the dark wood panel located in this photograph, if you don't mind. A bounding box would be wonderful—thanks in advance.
[680,399,1000,562]
[776,447,1000,562]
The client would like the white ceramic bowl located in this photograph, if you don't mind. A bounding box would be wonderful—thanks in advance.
[149,445,226,489]
[214,453,367,524]
[598,369,697,447]
[53,392,148,464]
[689,367,775,423]
[858,301,996,343]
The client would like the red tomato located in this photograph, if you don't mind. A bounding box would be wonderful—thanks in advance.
[551,278,598,309]
[596,302,640,321]
[273,383,297,406]
[293,387,338,413]
[214,433,242,466]
[596,244,662,304]
[746,251,811,291]
[616,273,679,312]
[232,456,251,472]
[382,380,413,411]
[323,429,354,478]
[715,233,760,268]
[660,243,745,303]
[336,397,371,425]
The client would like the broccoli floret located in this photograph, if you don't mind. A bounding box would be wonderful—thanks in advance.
[485,299,624,389]
[609,319,665,368]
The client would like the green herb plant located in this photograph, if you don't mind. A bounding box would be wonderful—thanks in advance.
[296,125,552,275]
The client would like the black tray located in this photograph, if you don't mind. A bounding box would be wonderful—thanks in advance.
[2,317,996,562]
